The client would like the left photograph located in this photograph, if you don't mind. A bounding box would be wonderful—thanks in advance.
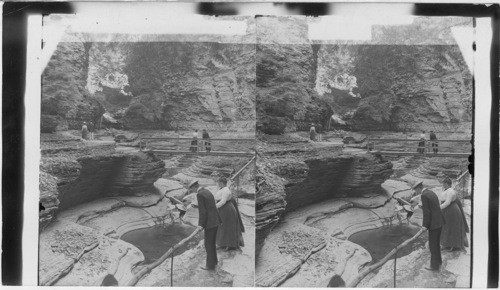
[38,12,256,287]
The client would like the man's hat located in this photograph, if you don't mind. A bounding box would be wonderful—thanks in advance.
[412,181,424,190]
[188,180,199,188]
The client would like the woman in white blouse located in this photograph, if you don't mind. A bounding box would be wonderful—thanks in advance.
[213,177,245,251]
[439,178,469,251]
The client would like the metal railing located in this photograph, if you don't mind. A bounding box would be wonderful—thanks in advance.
[229,155,257,206]
[366,138,471,157]
[139,136,255,151]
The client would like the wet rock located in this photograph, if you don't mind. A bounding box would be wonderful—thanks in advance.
[40,151,165,228]
[255,156,287,256]
[110,152,166,195]
[284,154,393,212]
[114,132,139,143]
[256,223,326,287]
[39,222,100,285]
[154,178,184,194]
[39,171,61,231]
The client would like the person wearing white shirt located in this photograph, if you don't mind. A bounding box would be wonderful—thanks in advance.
[213,177,245,251]
[439,178,469,251]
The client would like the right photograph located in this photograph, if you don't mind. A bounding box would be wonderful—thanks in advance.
[255,15,473,288]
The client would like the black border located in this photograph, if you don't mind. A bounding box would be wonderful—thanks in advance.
[2,2,499,287]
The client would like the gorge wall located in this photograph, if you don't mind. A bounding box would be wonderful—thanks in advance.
[42,35,256,131]
[39,150,166,230]
[256,16,472,134]
[255,152,393,255]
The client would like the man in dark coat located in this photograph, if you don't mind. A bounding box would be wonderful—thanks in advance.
[412,181,446,271]
[429,130,438,153]
[189,180,221,270]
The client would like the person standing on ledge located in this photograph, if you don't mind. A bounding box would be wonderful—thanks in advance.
[317,123,323,142]
[202,129,211,152]
[439,177,469,251]
[189,180,221,271]
[412,181,445,272]
[88,121,95,140]
[190,129,199,152]
[417,131,426,153]
[81,121,88,140]
[430,130,438,153]
[309,123,317,141]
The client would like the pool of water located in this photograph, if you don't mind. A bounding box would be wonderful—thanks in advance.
[348,224,426,262]
[121,224,201,263]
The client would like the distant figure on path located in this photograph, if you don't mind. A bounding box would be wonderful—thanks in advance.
[439,178,469,251]
[317,123,323,141]
[214,177,245,251]
[202,129,211,152]
[430,130,438,153]
[190,129,199,152]
[82,122,88,140]
[309,123,317,141]
[88,121,95,140]
[412,181,445,272]
[96,248,130,286]
[417,131,426,153]
[190,180,221,271]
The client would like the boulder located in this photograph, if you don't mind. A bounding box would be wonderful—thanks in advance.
[114,132,139,143]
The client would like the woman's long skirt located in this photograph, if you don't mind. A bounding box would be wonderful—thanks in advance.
[441,200,469,249]
[216,199,244,248]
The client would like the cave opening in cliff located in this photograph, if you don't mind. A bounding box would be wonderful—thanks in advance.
[121,223,202,264]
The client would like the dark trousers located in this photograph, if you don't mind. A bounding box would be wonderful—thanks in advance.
[432,142,438,153]
[204,226,218,269]
[428,227,442,269]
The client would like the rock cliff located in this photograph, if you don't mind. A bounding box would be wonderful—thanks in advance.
[255,155,287,256]
[39,146,166,229]
[42,27,256,131]
[41,41,104,131]
[256,16,472,134]
[256,151,393,256]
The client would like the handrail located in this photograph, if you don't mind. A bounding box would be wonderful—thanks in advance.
[229,155,257,206]
[140,137,255,142]
[368,138,470,142]
[230,155,257,182]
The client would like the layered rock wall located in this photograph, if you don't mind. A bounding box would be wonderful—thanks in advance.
[255,156,287,256]
[40,151,166,228]
[283,154,393,212]
[256,152,393,255]
[256,16,472,134]
[41,41,104,131]
[42,39,256,131]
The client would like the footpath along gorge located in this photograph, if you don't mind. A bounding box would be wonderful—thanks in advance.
[255,16,472,288]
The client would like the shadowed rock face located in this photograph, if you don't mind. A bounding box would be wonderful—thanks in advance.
[39,152,166,229]
[255,153,393,256]
[42,40,256,131]
[256,16,472,134]
[283,154,393,212]
[41,41,105,131]
[255,156,287,256]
